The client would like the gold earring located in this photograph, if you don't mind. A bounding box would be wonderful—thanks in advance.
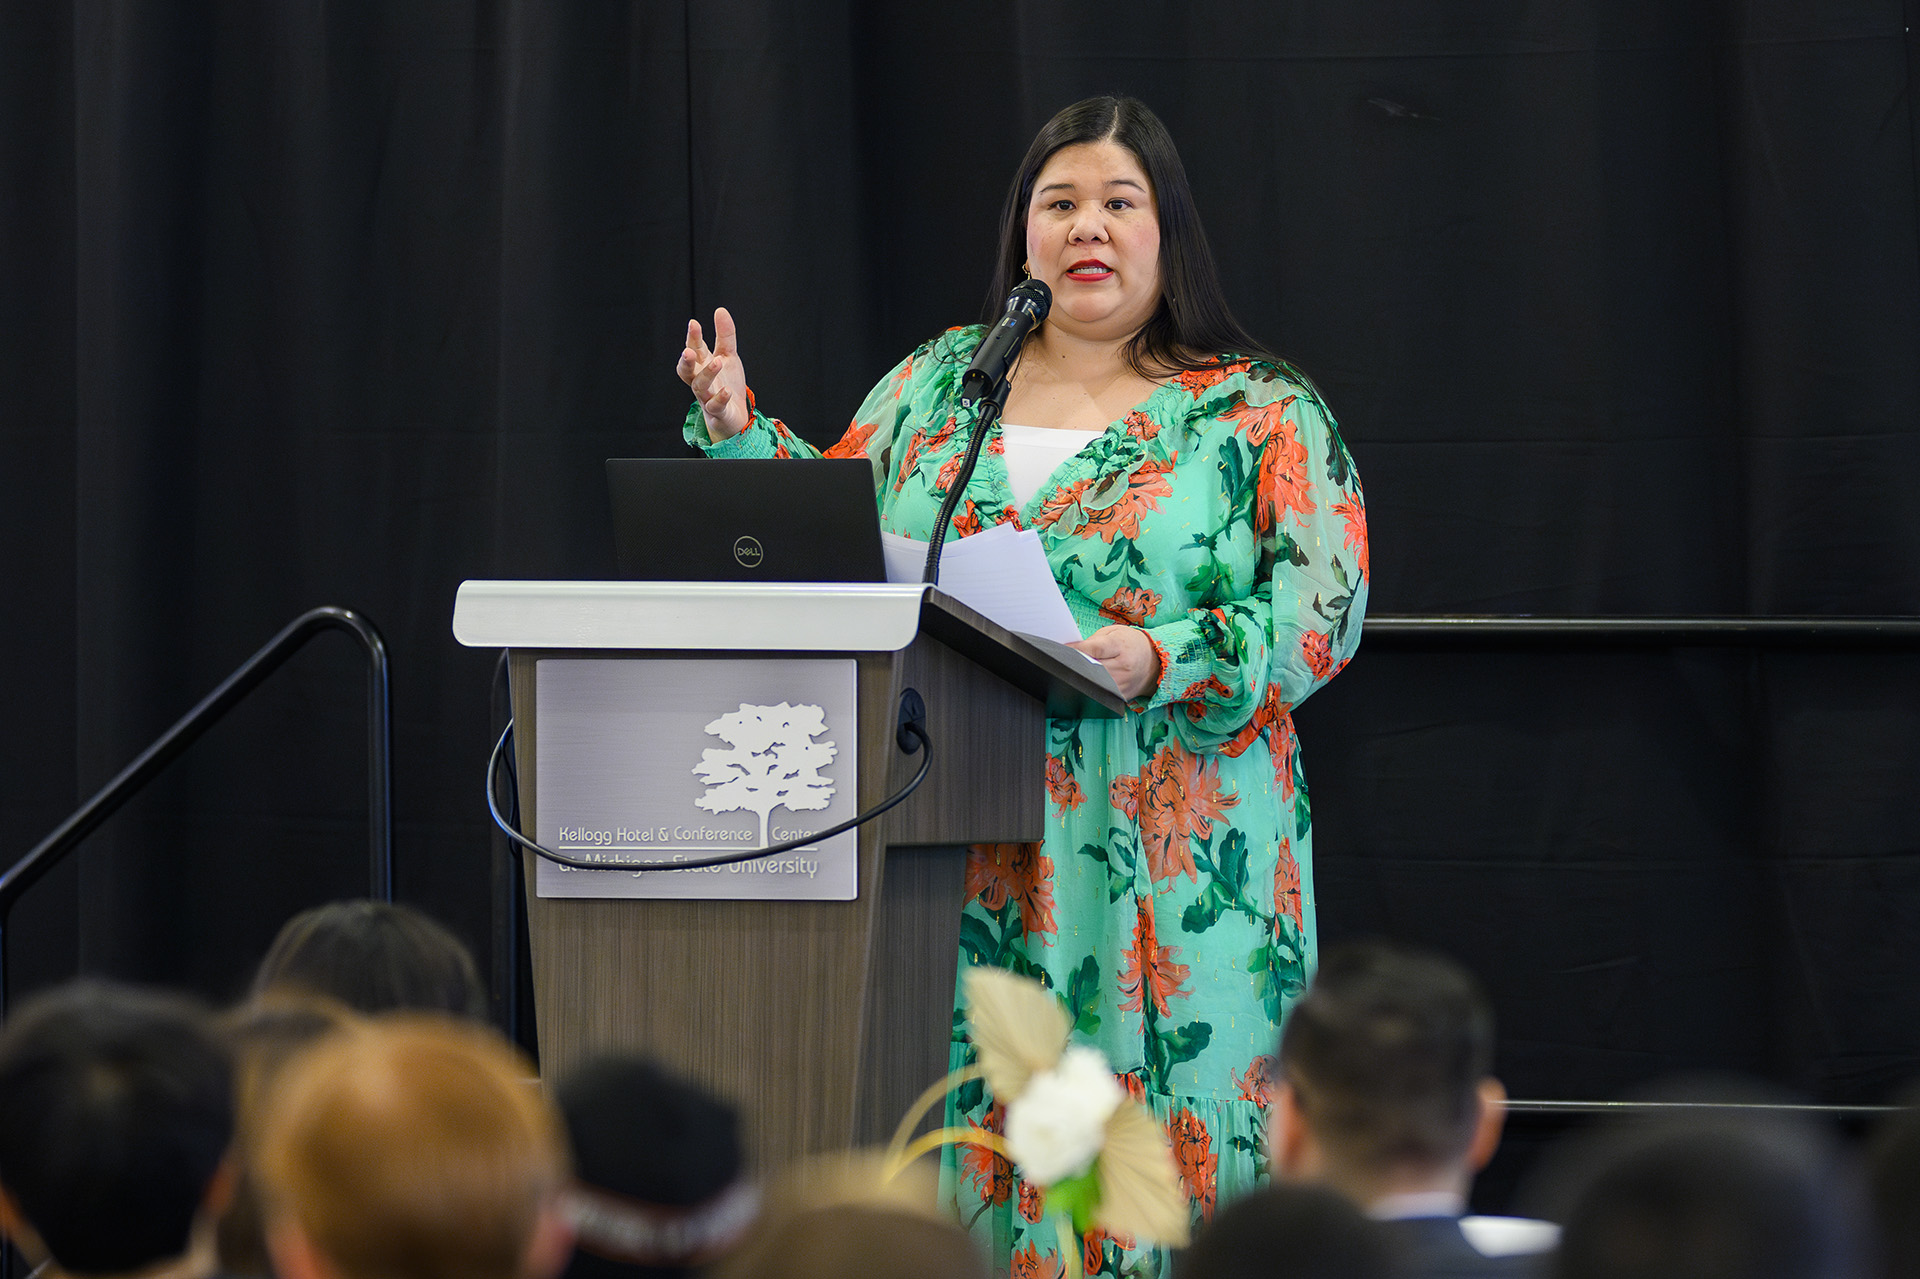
[1022,263,1031,278]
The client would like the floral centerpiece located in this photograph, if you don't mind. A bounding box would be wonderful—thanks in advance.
[885,968,1189,1278]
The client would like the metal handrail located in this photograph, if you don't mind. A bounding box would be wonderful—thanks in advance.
[0,606,393,1016]
[1355,613,1920,1121]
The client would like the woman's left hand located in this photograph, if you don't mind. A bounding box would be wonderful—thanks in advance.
[1069,625,1162,701]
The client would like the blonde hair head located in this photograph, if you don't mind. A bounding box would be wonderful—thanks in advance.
[251,1014,567,1279]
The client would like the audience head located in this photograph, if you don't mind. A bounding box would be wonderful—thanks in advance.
[251,1014,570,1279]
[1272,939,1504,1207]
[252,900,485,1018]
[714,1154,982,1279]
[0,980,234,1277]
[1550,1104,1868,1279]
[555,1056,752,1279]
[217,996,361,1279]
[1870,1087,1920,1279]
[1181,1183,1396,1279]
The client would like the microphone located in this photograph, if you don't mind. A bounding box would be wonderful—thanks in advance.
[961,278,1051,406]
[922,278,1052,584]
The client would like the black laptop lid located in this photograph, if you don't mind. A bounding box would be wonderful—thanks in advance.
[606,458,887,583]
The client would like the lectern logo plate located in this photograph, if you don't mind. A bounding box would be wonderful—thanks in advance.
[532,657,858,900]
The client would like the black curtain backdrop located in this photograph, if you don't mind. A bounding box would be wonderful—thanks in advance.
[5,0,1920,1146]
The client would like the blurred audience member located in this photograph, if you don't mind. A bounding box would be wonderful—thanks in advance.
[714,1154,981,1279]
[1550,1106,1868,1279]
[556,1056,755,1279]
[251,1015,571,1279]
[1181,1183,1397,1279]
[252,900,484,1018]
[1870,1087,1920,1279]
[217,996,359,1279]
[1270,940,1548,1276]
[716,1203,981,1279]
[0,981,235,1279]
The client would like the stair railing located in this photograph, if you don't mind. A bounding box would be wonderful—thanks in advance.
[0,606,394,1019]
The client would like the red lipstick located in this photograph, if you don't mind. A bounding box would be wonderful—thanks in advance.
[1065,258,1114,282]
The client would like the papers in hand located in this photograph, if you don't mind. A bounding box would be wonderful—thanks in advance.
[883,524,1082,643]
[882,527,1119,697]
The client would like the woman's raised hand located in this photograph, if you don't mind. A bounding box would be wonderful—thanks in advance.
[677,307,751,440]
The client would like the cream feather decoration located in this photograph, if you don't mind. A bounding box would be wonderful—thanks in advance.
[961,966,1070,1100]
[885,966,1195,1277]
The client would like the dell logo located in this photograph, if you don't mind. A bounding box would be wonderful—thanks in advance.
[732,536,764,568]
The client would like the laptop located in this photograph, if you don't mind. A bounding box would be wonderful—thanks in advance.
[606,458,887,583]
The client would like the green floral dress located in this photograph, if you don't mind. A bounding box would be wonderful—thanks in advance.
[686,326,1367,1277]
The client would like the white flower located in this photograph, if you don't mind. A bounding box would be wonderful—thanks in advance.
[1004,1045,1126,1185]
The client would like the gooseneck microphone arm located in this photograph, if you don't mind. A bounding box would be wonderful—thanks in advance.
[922,279,1052,585]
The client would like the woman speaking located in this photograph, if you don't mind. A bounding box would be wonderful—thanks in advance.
[677,96,1367,1274]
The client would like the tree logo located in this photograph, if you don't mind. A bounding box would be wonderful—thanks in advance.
[691,702,837,847]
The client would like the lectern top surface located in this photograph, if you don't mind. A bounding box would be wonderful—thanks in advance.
[452,580,928,652]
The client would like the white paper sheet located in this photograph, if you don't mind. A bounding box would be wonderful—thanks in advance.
[882,526,1085,645]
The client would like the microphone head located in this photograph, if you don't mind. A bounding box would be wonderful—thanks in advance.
[1008,277,1052,322]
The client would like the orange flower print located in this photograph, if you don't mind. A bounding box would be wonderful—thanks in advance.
[1273,713,1298,800]
[1300,629,1334,681]
[1333,495,1369,580]
[1172,360,1246,398]
[1179,674,1232,704]
[1219,393,1296,448]
[1012,1243,1064,1279]
[1115,1071,1148,1105]
[1219,683,1292,760]
[935,450,968,493]
[1233,1054,1276,1109]
[1168,1108,1218,1220]
[951,499,984,538]
[1274,838,1303,930]
[1044,754,1086,817]
[963,844,1058,940]
[959,1104,1013,1205]
[1032,476,1096,529]
[1122,409,1160,440]
[1017,1179,1044,1223]
[892,433,926,492]
[1099,585,1162,627]
[1081,457,1174,542]
[1083,1226,1136,1275]
[1108,739,1240,883]
[823,420,879,459]
[1118,896,1191,1018]
[1254,416,1316,534]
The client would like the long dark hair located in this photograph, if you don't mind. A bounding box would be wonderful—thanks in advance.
[984,96,1282,376]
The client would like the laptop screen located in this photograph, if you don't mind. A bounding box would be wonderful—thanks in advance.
[606,457,887,583]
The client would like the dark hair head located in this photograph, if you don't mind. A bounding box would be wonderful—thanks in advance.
[986,95,1280,378]
[0,980,233,1274]
[1553,1112,1867,1279]
[252,900,484,1018]
[556,1056,747,1279]
[1277,940,1494,1172]
[1182,1184,1396,1279]
[217,996,360,1279]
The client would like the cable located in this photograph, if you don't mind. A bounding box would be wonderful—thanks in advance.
[486,691,931,873]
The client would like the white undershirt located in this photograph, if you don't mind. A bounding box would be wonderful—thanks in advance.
[1000,423,1105,507]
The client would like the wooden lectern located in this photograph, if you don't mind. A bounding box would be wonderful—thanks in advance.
[452,581,1123,1171]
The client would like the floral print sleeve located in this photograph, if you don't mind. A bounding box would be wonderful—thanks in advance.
[682,333,963,492]
[1138,364,1366,748]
